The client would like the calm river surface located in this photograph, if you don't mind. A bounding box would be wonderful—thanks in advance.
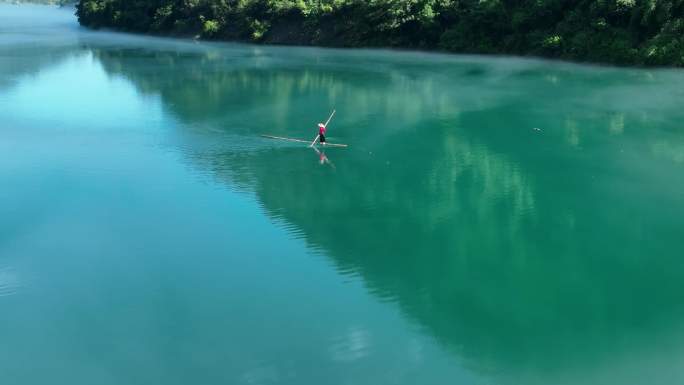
[2,4,684,385]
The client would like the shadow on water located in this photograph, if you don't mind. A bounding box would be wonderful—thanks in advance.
[85,38,684,382]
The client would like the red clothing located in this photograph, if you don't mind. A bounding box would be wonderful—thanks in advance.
[319,125,326,135]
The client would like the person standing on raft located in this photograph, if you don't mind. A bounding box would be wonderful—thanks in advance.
[311,110,335,147]
[317,122,327,145]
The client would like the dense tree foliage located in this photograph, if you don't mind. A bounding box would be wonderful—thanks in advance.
[76,0,684,66]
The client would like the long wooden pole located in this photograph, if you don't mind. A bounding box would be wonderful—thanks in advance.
[324,110,336,127]
[311,110,336,147]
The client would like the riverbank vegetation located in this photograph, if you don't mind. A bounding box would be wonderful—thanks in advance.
[76,0,684,66]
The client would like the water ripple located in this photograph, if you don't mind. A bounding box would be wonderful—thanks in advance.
[0,267,21,298]
[328,327,372,363]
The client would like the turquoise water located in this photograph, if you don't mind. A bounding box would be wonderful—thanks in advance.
[2,5,684,385]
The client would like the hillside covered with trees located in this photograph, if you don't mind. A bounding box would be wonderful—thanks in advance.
[76,0,684,66]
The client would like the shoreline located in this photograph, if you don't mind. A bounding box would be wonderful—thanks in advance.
[79,25,684,72]
[6,2,683,70]
[74,0,684,69]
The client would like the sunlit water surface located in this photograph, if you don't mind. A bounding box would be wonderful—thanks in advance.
[2,5,684,385]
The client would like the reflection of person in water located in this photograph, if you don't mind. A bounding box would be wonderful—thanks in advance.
[313,147,334,168]
[319,150,328,165]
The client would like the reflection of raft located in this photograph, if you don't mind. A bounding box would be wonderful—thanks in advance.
[261,134,348,148]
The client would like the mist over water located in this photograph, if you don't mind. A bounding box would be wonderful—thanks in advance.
[2,4,684,385]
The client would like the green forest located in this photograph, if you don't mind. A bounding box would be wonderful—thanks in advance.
[76,0,684,66]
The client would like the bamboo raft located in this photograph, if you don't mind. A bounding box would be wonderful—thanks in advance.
[261,134,348,148]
